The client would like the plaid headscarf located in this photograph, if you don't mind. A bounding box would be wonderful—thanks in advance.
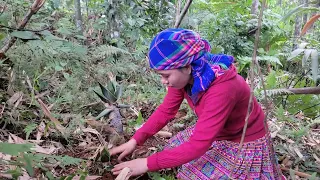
[148,28,234,101]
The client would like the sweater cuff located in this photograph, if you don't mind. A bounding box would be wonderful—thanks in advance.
[132,133,146,146]
[147,153,160,171]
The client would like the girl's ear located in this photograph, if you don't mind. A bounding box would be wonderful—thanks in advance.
[186,65,192,74]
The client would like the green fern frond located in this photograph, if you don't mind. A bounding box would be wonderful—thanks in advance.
[92,45,131,59]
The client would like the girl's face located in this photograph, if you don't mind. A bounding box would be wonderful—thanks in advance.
[156,65,192,89]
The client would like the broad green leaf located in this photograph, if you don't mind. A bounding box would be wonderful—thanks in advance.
[11,31,40,40]
[95,108,113,120]
[98,82,117,103]
[23,154,34,177]
[310,50,319,83]
[116,84,123,100]
[0,143,33,156]
[93,90,110,103]
[288,49,304,60]
[46,171,55,180]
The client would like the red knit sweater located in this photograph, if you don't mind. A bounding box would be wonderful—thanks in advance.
[132,65,266,171]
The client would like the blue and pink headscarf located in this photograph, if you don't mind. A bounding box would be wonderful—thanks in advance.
[148,28,234,100]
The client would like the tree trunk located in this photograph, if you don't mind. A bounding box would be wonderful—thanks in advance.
[251,0,260,15]
[293,0,303,49]
[74,0,83,33]
[277,0,282,6]
[302,0,309,25]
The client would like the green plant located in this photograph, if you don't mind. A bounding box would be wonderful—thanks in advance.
[93,80,131,133]
[0,142,84,179]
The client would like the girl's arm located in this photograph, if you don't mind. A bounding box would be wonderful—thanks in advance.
[147,83,237,171]
[132,87,184,145]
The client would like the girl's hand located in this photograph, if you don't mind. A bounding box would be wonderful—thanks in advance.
[109,138,137,162]
[111,158,148,176]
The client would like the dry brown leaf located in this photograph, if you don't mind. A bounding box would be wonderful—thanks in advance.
[0,173,12,179]
[36,121,46,141]
[7,92,23,106]
[9,133,25,144]
[156,131,172,138]
[115,167,131,180]
[37,99,66,135]
[32,145,57,155]
[293,147,304,160]
[0,152,11,161]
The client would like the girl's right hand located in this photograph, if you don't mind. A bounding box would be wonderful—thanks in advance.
[109,138,137,162]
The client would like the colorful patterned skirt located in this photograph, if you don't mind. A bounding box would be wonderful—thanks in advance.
[164,127,284,180]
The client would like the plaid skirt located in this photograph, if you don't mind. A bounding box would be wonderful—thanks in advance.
[164,127,283,180]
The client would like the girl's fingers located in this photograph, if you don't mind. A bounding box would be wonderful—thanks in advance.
[112,162,126,172]
[109,146,125,156]
[118,150,129,162]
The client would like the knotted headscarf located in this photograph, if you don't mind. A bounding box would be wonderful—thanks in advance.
[148,28,234,100]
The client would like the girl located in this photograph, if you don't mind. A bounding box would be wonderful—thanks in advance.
[110,28,283,180]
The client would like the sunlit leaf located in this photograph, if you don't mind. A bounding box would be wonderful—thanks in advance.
[288,49,304,60]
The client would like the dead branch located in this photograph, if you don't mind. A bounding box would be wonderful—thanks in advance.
[0,0,46,58]
[229,0,271,178]
[271,87,320,95]
[174,0,193,28]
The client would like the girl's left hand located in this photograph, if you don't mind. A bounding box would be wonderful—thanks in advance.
[111,158,148,176]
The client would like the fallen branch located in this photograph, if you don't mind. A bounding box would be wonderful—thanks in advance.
[0,0,46,58]
[270,87,320,95]
[174,0,193,28]
[280,167,314,179]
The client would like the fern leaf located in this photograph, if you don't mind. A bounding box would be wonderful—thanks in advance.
[92,45,131,59]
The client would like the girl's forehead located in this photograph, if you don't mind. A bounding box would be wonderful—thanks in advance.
[156,69,173,74]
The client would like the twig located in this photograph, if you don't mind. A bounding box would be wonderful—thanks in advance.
[174,0,193,28]
[270,87,320,95]
[0,104,5,119]
[0,0,46,58]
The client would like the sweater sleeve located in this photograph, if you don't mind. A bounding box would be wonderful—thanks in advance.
[147,85,236,171]
[132,87,184,145]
